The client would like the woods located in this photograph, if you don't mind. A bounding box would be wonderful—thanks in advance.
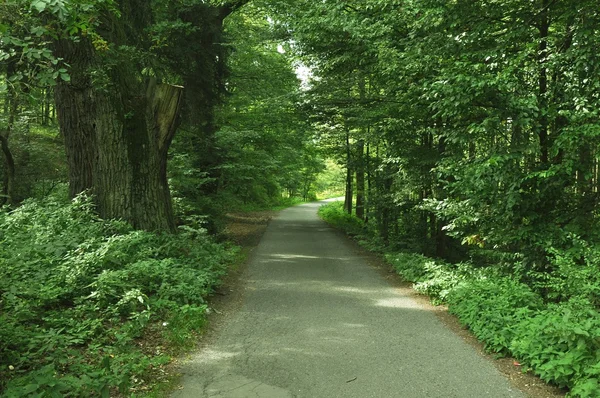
[2,0,600,396]
[279,0,600,281]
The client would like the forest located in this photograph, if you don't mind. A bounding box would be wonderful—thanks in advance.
[1,0,600,397]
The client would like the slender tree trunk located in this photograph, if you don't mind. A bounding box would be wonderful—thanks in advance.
[420,132,433,240]
[365,141,371,224]
[344,131,353,215]
[40,91,45,126]
[435,135,447,258]
[355,139,365,220]
[1,66,18,206]
[0,134,15,206]
[355,74,367,220]
[380,168,393,244]
[43,88,52,126]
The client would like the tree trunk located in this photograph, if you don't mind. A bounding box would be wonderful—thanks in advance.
[344,131,353,214]
[43,88,52,126]
[54,37,183,232]
[0,134,15,206]
[0,71,18,206]
[435,135,447,258]
[355,139,365,220]
[92,80,182,232]
[355,74,367,221]
[365,141,371,224]
[379,166,393,244]
[53,38,96,197]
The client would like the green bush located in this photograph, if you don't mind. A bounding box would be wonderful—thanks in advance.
[386,252,478,304]
[318,201,364,236]
[386,252,432,283]
[0,195,237,396]
[447,277,543,354]
[510,298,600,396]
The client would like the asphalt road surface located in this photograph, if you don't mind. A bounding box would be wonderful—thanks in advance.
[172,200,526,398]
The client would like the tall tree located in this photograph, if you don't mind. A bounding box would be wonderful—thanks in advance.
[46,0,248,231]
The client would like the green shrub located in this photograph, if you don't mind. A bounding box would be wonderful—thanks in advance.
[318,201,364,236]
[447,277,543,354]
[0,195,237,396]
[386,253,479,304]
[413,262,479,304]
[510,298,600,397]
[386,252,432,283]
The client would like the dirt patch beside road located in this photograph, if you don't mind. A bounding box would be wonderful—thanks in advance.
[222,211,278,247]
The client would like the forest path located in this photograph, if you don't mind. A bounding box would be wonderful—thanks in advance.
[171,200,525,398]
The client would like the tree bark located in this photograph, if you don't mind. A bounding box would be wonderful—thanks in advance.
[344,131,353,215]
[0,134,15,206]
[0,72,18,206]
[54,36,183,232]
[53,38,96,197]
[365,141,371,223]
[355,139,365,220]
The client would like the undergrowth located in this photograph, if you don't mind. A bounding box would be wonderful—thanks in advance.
[317,201,363,236]
[319,201,600,398]
[0,195,237,397]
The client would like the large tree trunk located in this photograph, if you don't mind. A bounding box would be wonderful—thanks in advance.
[53,38,96,197]
[54,37,183,232]
[51,0,251,231]
[92,79,182,232]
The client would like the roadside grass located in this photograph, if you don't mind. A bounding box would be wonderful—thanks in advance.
[318,201,600,398]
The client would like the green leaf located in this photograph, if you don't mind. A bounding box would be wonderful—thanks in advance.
[32,0,47,12]
[60,73,71,82]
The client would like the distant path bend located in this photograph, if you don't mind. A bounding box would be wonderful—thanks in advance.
[172,200,525,398]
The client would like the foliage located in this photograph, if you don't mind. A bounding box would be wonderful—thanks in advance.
[447,278,543,354]
[386,252,476,303]
[167,2,325,219]
[8,124,67,201]
[0,195,237,396]
[318,201,363,236]
[4,0,600,396]
[511,298,600,395]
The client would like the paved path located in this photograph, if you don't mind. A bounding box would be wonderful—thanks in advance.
[172,201,525,398]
